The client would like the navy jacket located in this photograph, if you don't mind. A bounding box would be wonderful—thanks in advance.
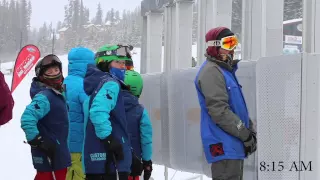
[21,79,71,171]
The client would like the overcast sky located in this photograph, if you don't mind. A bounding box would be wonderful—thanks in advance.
[30,0,142,29]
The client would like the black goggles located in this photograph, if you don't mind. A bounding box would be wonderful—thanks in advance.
[40,54,62,67]
[95,46,132,59]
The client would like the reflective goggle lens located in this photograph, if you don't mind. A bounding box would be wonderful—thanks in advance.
[221,36,238,50]
[126,66,134,70]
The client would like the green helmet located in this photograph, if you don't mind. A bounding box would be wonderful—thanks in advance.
[124,70,143,97]
[95,44,132,64]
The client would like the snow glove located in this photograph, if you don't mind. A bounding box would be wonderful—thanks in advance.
[130,152,143,177]
[243,131,257,157]
[102,135,124,161]
[28,135,56,160]
[143,160,152,180]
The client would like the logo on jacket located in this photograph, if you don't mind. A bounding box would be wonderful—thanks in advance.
[90,153,106,161]
[32,156,44,164]
[209,143,225,157]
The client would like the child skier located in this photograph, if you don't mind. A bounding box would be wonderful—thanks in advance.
[21,54,71,180]
[64,47,95,180]
[82,44,133,180]
[123,70,153,180]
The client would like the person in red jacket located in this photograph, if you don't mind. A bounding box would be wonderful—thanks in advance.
[0,71,14,126]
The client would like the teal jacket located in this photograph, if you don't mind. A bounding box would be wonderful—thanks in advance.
[63,47,95,153]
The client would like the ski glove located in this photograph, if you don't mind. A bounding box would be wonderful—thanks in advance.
[130,152,143,177]
[28,135,56,159]
[143,160,153,180]
[243,131,257,157]
[103,135,124,161]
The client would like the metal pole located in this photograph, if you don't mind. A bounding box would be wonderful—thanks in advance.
[19,31,23,50]
[164,166,169,180]
[52,30,55,54]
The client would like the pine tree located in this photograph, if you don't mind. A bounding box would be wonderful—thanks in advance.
[94,3,103,25]
[72,0,79,29]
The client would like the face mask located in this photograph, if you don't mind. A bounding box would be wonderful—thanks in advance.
[219,54,234,65]
[109,67,126,81]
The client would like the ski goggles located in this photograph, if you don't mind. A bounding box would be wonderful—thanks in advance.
[207,35,238,51]
[125,60,134,70]
[40,54,62,67]
[95,45,132,59]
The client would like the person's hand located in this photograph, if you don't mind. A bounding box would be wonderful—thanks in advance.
[243,131,257,157]
[143,160,152,180]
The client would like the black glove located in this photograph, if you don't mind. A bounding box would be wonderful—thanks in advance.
[28,135,55,160]
[130,152,143,177]
[143,160,152,180]
[103,135,124,161]
[243,131,257,157]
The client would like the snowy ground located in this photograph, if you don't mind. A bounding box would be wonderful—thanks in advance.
[0,46,212,179]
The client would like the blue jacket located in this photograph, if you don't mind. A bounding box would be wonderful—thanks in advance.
[122,90,153,161]
[82,64,132,174]
[194,60,250,163]
[21,79,71,171]
[64,47,95,153]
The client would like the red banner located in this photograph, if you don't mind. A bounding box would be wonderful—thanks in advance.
[11,44,41,92]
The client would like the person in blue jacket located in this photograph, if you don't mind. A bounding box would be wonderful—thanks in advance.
[21,54,71,180]
[194,27,257,179]
[123,70,153,180]
[64,47,95,180]
[82,44,133,180]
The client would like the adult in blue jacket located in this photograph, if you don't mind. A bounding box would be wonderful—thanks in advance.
[82,44,133,180]
[123,70,153,180]
[194,27,257,179]
[21,54,71,180]
[63,47,95,179]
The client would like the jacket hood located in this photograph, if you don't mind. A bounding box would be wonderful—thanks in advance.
[30,78,49,98]
[68,47,95,78]
[122,90,140,111]
[84,64,108,95]
[205,27,228,59]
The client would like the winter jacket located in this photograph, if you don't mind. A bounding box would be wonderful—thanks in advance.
[21,79,71,171]
[64,47,95,153]
[0,71,14,125]
[195,54,252,164]
[122,90,152,161]
[82,64,132,174]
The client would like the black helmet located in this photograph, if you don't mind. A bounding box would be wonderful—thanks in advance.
[35,54,62,77]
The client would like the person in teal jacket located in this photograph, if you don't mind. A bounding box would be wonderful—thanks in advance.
[82,44,134,180]
[123,70,153,180]
[63,47,95,179]
[21,54,71,180]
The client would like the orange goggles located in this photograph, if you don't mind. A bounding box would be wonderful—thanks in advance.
[126,66,134,71]
[207,35,238,51]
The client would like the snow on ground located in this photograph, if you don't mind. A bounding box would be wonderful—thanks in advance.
[0,46,211,179]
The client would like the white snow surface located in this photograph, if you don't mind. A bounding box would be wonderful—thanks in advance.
[0,47,211,179]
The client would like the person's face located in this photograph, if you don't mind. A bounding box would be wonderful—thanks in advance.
[44,66,60,76]
[110,60,126,69]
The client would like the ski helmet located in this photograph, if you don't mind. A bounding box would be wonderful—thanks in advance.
[35,54,62,77]
[95,44,133,65]
[124,70,143,97]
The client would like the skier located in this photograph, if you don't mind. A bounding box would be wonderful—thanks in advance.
[82,44,133,180]
[64,47,95,180]
[21,54,71,180]
[123,70,153,180]
[194,27,257,179]
[0,71,14,126]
